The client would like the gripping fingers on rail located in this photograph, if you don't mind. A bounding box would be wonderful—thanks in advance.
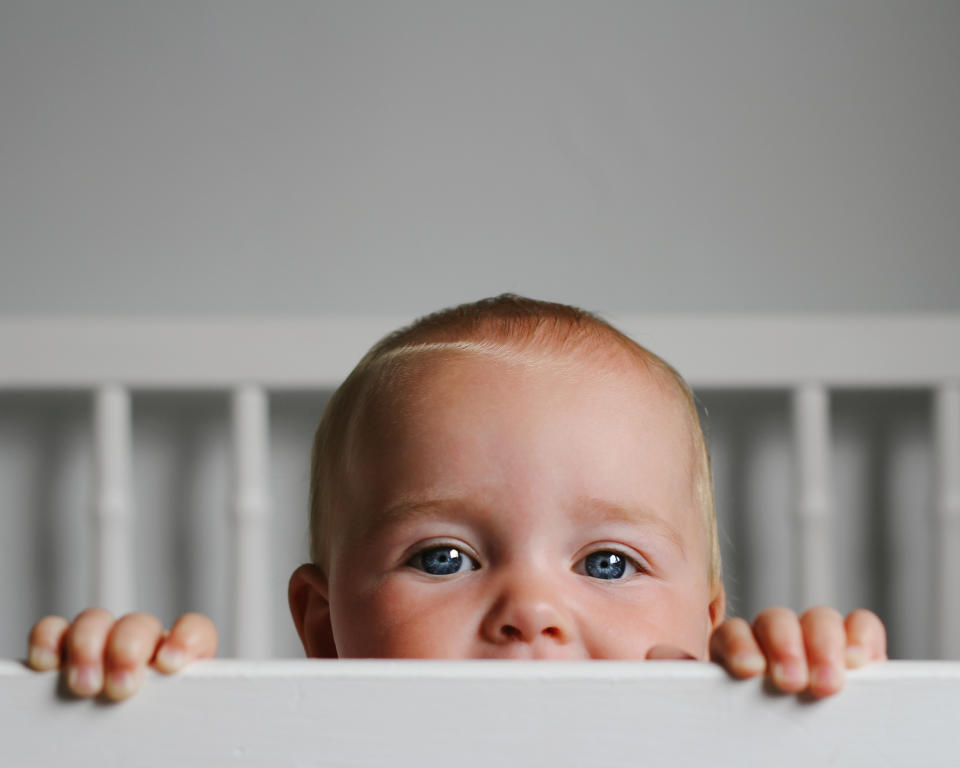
[153,613,218,674]
[38,609,162,700]
[57,607,116,697]
[752,607,810,694]
[101,613,166,700]
[27,615,70,672]
[799,606,847,698]
[28,610,219,701]
[843,609,888,667]
[709,617,767,679]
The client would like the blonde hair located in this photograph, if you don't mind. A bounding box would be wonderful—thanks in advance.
[309,294,722,589]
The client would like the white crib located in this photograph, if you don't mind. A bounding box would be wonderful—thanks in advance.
[1,314,959,658]
[2,314,960,765]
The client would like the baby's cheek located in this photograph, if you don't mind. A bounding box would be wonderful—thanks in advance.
[336,576,475,659]
[582,586,709,660]
[655,591,714,659]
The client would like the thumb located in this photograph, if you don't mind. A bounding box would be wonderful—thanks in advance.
[645,644,696,660]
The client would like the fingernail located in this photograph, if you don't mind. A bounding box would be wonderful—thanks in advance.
[810,664,842,692]
[28,646,59,671]
[731,652,766,674]
[771,660,804,688]
[106,668,141,700]
[155,646,184,673]
[67,664,102,696]
[845,645,868,668]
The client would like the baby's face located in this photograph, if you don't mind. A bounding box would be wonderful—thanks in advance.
[323,351,724,659]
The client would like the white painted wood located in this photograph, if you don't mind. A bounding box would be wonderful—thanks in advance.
[934,383,960,660]
[792,384,833,609]
[231,386,271,658]
[1,660,959,766]
[93,385,134,616]
[2,314,959,388]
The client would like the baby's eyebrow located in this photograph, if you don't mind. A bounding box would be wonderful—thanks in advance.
[363,498,467,537]
[571,497,687,558]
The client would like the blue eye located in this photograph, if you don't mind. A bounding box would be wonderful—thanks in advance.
[576,551,639,580]
[410,546,479,576]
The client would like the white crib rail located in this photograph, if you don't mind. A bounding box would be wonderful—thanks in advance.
[792,383,833,608]
[935,383,960,658]
[2,315,959,658]
[2,660,959,766]
[92,385,134,616]
[231,385,271,659]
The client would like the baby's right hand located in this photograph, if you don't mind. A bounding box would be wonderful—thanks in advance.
[27,609,217,701]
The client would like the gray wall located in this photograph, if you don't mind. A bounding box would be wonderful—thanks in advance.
[1,1,958,314]
[1,2,958,660]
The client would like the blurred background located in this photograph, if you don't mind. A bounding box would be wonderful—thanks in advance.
[1,1,958,659]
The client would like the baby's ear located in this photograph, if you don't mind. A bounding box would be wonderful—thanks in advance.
[288,564,338,658]
[708,582,727,631]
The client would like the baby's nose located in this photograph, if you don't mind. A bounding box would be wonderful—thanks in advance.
[481,580,575,649]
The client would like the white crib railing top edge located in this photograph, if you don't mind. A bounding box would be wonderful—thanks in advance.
[3,657,959,681]
[3,659,960,767]
[1,313,959,388]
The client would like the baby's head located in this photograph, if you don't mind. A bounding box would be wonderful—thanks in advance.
[289,295,725,659]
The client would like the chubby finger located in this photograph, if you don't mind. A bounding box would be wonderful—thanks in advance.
[753,607,808,693]
[844,609,888,668]
[63,607,114,697]
[709,617,766,678]
[646,644,696,660]
[800,606,846,698]
[103,613,165,701]
[154,612,218,673]
[27,616,70,671]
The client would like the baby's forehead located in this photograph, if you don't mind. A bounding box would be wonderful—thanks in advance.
[354,343,697,462]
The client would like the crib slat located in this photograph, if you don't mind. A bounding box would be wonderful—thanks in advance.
[93,385,134,615]
[231,386,272,658]
[792,384,833,609]
[935,383,960,660]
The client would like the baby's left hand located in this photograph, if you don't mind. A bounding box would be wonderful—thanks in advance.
[708,606,887,698]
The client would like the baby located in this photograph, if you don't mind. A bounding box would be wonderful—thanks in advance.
[27,295,886,698]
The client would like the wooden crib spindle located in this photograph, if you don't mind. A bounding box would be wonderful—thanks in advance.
[93,385,134,616]
[935,382,960,660]
[792,383,834,610]
[231,385,272,658]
